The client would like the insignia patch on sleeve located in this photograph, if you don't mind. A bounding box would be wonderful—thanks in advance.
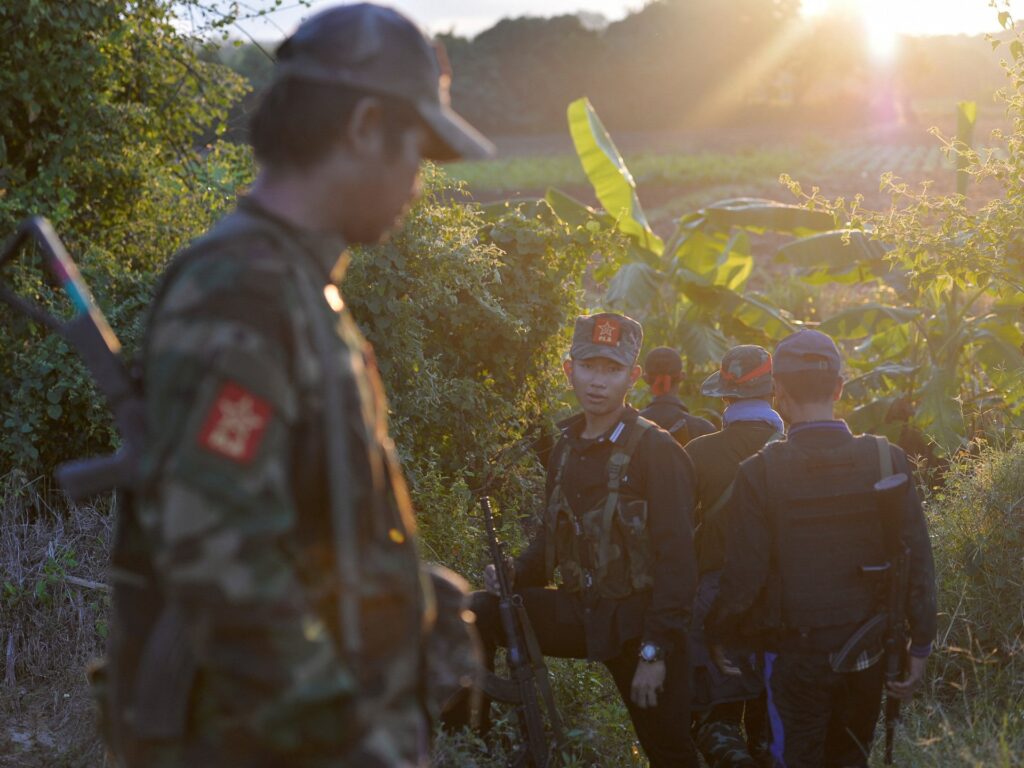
[197,381,272,463]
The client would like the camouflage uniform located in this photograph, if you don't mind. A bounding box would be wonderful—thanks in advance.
[92,6,493,766]
[128,200,428,766]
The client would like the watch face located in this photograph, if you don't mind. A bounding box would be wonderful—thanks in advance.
[641,643,657,661]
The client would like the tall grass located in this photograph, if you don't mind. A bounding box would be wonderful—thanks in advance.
[2,444,1023,766]
[880,443,1024,766]
[0,472,110,767]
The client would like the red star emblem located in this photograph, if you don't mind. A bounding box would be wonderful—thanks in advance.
[592,317,621,346]
[197,382,272,463]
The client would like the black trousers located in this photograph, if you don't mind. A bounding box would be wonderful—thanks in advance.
[469,588,698,768]
[763,652,885,768]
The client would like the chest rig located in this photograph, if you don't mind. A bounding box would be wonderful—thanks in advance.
[544,418,655,601]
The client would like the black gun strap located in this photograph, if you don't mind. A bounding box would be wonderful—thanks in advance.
[514,600,564,741]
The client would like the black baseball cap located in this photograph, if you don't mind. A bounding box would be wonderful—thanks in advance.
[644,347,683,378]
[274,3,494,161]
[773,330,842,375]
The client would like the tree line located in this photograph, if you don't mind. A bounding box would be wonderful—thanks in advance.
[212,0,1006,137]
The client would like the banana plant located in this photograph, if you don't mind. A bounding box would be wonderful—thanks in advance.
[553,97,835,368]
[776,229,1024,455]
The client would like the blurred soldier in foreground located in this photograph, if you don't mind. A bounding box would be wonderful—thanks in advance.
[454,313,700,766]
[640,346,715,445]
[685,345,783,767]
[706,331,937,768]
[99,4,493,766]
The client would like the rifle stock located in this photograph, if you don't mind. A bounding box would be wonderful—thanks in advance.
[480,496,563,767]
[0,217,142,501]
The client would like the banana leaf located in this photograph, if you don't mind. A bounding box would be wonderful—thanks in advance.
[819,303,920,339]
[853,323,912,358]
[915,368,964,454]
[970,327,1024,371]
[673,229,753,291]
[603,262,664,317]
[775,230,889,269]
[843,364,918,400]
[567,98,663,254]
[846,396,899,436]
[544,187,613,229]
[683,285,797,339]
[674,306,731,366]
[701,198,836,236]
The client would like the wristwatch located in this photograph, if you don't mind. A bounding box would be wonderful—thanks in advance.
[638,642,663,663]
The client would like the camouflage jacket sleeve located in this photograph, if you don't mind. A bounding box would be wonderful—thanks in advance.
[140,250,363,752]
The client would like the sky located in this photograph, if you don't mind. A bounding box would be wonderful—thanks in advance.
[207,0,1024,41]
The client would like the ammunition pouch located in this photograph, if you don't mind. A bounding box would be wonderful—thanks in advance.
[544,419,654,600]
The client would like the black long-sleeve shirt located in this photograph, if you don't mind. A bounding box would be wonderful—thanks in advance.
[514,407,697,661]
[706,422,937,656]
[640,393,716,442]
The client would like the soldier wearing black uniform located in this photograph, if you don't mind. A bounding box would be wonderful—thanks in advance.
[706,330,937,768]
[466,313,700,767]
[640,346,715,445]
[685,345,784,767]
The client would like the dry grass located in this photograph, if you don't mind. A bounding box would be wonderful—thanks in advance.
[0,471,110,767]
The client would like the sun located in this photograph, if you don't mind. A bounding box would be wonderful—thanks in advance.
[862,9,899,63]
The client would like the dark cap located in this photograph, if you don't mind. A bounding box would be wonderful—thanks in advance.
[644,347,683,378]
[701,345,773,399]
[274,3,494,161]
[570,313,643,367]
[773,330,842,375]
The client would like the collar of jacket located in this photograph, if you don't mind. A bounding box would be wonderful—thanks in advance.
[565,405,641,448]
[788,419,852,438]
[650,393,688,410]
[237,196,350,284]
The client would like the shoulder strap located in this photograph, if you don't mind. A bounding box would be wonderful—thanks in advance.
[700,429,784,526]
[291,265,363,660]
[666,416,691,446]
[592,419,652,585]
[544,437,573,579]
[874,434,893,480]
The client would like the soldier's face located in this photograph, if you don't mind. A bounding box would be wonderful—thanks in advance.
[334,99,429,243]
[564,357,642,416]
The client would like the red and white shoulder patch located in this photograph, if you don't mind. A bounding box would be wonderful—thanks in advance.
[197,381,272,463]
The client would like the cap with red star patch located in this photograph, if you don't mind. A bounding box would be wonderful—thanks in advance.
[570,312,643,367]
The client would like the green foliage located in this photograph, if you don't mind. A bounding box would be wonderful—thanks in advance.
[548,100,824,380]
[884,443,1024,764]
[0,0,252,473]
[776,17,1024,456]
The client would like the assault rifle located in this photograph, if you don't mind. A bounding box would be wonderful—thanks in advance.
[0,217,142,500]
[479,496,563,768]
[874,472,911,766]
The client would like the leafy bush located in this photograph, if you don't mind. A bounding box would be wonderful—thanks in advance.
[887,444,1024,765]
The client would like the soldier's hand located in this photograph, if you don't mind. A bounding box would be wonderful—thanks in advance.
[483,563,511,596]
[886,654,926,701]
[710,644,742,677]
[631,660,666,709]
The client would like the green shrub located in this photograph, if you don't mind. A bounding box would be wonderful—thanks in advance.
[885,444,1024,765]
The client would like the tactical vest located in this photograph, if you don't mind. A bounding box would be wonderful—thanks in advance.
[99,208,429,760]
[544,418,655,600]
[761,434,892,631]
